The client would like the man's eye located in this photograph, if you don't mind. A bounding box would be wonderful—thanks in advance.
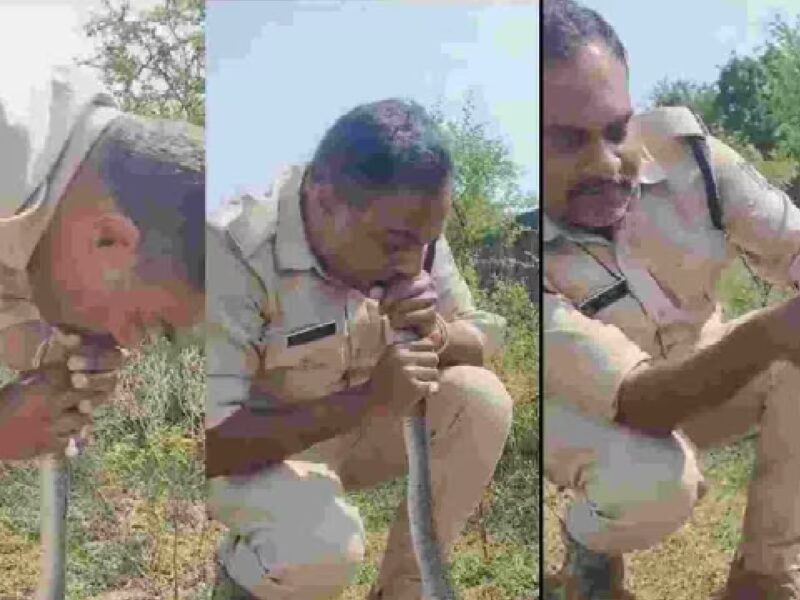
[606,123,629,145]
[549,129,587,152]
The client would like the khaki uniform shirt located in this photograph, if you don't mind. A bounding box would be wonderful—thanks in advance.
[544,106,800,421]
[206,165,506,429]
[0,65,119,368]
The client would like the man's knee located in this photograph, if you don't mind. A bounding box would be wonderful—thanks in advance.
[218,500,365,599]
[209,463,366,599]
[569,431,704,554]
[437,365,514,435]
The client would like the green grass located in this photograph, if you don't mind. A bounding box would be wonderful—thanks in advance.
[0,338,213,599]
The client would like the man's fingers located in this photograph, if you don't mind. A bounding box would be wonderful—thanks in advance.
[67,349,124,372]
[71,370,118,393]
[54,389,108,413]
[52,411,91,436]
[402,350,439,368]
[387,296,436,321]
[52,329,82,350]
[404,338,436,351]
[380,273,435,313]
[405,365,439,382]
[384,289,437,313]
[389,307,437,333]
[412,380,440,396]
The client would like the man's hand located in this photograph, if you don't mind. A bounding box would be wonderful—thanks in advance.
[0,330,123,460]
[44,330,123,412]
[769,294,800,367]
[368,338,440,417]
[0,366,109,461]
[379,273,439,338]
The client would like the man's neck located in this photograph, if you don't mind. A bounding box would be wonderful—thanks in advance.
[299,188,367,293]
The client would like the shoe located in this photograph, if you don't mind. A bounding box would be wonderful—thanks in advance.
[560,528,627,600]
[212,562,258,600]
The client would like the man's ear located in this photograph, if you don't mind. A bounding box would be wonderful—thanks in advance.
[307,180,344,215]
[89,213,140,268]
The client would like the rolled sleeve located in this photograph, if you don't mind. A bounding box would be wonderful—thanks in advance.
[544,291,650,421]
[206,222,267,430]
[710,136,800,288]
[431,236,506,360]
[0,264,47,369]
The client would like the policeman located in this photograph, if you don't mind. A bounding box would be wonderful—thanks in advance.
[206,98,514,599]
[0,60,204,460]
[543,1,800,598]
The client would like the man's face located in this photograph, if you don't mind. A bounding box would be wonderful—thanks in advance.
[27,164,204,348]
[543,42,641,229]
[318,182,452,292]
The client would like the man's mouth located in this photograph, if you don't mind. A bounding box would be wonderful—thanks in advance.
[565,181,635,228]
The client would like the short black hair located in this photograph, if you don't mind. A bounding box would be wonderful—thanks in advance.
[543,0,627,68]
[88,114,205,291]
[308,98,453,206]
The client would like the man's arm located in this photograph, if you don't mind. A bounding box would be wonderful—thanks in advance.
[206,339,440,478]
[616,300,788,435]
[430,237,506,366]
[545,290,796,433]
[710,136,800,289]
[205,381,372,478]
[437,319,484,367]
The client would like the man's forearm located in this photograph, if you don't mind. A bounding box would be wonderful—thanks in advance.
[616,305,784,435]
[438,320,485,367]
[205,381,374,478]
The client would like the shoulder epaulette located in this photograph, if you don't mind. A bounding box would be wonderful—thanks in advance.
[637,106,724,231]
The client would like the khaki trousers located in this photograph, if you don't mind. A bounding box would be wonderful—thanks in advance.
[208,365,514,599]
[545,310,800,585]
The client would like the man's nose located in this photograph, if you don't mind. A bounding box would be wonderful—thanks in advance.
[391,247,424,279]
[582,138,622,180]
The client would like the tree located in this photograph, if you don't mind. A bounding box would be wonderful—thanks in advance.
[715,53,778,157]
[431,97,535,278]
[648,78,720,129]
[762,15,800,160]
[81,0,204,126]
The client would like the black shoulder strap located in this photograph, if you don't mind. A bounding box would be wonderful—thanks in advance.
[687,136,724,231]
[423,238,437,273]
[680,108,723,231]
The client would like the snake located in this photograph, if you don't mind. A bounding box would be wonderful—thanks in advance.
[37,453,69,600]
[403,402,456,599]
[392,327,456,600]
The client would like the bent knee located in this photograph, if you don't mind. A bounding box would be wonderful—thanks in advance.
[222,498,366,599]
[438,365,514,428]
[572,434,704,553]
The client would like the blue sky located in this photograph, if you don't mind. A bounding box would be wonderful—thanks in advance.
[581,0,800,110]
[206,0,538,214]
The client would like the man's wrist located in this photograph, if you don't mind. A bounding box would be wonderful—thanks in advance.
[427,313,450,355]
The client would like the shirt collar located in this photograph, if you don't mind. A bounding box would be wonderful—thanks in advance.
[638,142,668,185]
[274,164,328,276]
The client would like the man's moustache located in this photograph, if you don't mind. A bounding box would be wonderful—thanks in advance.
[568,179,634,200]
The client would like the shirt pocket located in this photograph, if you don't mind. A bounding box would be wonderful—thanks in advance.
[261,319,349,402]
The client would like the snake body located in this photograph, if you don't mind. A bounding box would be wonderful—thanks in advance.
[391,322,455,600]
[404,402,455,599]
[37,454,69,600]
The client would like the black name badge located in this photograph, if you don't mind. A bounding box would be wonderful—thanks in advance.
[287,321,338,347]
[577,279,630,318]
